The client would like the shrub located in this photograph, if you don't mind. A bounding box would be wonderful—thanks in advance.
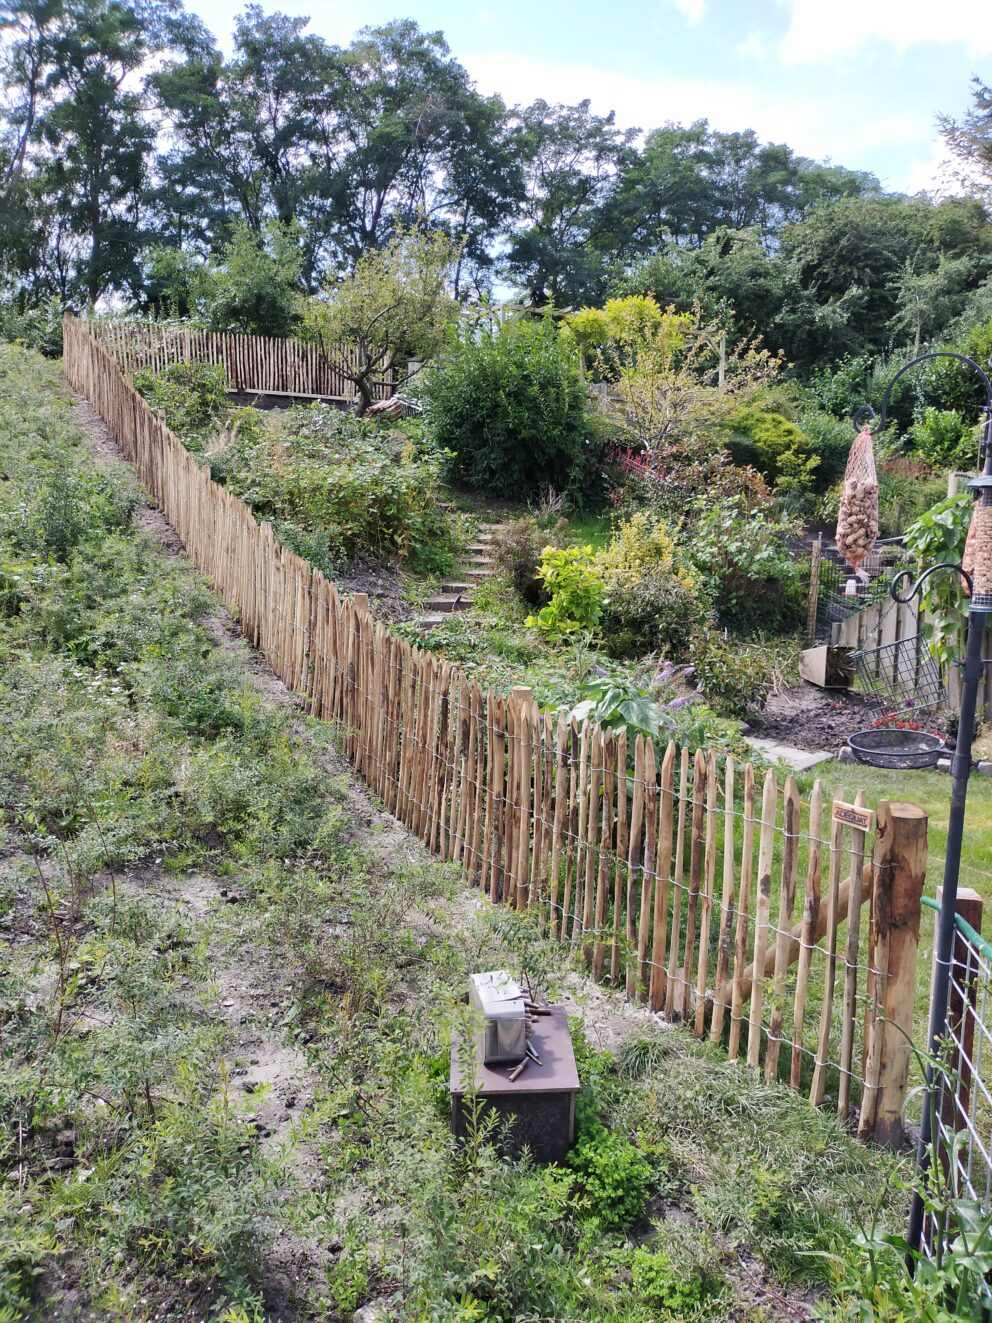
[595,513,709,660]
[908,407,978,470]
[526,545,604,639]
[685,495,805,634]
[567,1124,652,1233]
[423,315,599,503]
[492,515,567,606]
[692,632,772,718]
[202,220,303,337]
[134,362,229,451]
[0,296,65,356]
[725,404,820,494]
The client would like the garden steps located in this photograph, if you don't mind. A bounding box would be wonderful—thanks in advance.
[424,592,475,614]
[412,520,507,633]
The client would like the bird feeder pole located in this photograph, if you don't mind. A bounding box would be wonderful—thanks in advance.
[862,352,992,1260]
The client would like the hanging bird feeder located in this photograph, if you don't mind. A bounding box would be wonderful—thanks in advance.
[836,424,879,574]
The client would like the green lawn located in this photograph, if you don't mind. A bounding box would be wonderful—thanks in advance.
[802,761,992,909]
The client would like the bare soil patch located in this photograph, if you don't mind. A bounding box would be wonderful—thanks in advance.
[748,682,878,753]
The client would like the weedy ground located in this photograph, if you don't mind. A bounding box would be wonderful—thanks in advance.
[1,344,908,1322]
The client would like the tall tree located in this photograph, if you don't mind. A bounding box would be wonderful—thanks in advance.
[940,77,992,205]
[506,98,636,306]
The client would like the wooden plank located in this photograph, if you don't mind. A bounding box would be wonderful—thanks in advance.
[837,789,869,1122]
[625,735,646,1000]
[694,751,718,1037]
[790,781,823,1091]
[728,762,756,1060]
[710,756,736,1043]
[648,742,676,1012]
[765,776,801,1083]
[747,770,778,1070]
[665,747,691,1018]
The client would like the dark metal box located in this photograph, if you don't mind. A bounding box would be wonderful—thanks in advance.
[450,1006,580,1164]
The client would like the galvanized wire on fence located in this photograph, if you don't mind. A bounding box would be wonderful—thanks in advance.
[63,313,930,1143]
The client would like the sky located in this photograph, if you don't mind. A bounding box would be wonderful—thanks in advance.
[190,0,992,196]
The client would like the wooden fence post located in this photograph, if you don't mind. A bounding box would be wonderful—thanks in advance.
[806,535,822,647]
[858,801,928,1146]
[940,886,984,1137]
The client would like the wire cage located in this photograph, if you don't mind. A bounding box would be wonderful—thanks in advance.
[851,631,945,715]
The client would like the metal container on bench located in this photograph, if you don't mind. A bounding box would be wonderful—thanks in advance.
[469,970,527,1066]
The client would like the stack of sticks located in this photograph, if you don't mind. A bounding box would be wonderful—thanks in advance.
[507,986,553,1082]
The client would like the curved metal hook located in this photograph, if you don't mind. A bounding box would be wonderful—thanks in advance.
[851,403,877,431]
[876,352,992,433]
[890,562,972,604]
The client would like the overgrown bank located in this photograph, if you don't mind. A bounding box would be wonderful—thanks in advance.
[2,344,909,1320]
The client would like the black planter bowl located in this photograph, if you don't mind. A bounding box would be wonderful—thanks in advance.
[847,728,945,770]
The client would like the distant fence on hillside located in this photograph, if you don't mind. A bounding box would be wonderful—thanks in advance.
[63,313,930,1145]
[805,534,992,718]
[86,317,395,403]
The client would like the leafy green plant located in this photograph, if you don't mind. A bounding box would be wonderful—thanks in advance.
[903,490,973,668]
[909,407,979,471]
[492,515,566,607]
[423,313,600,504]
[567,1122,652,1234]
[134,361,229,451]
[692,631,772,718]
[726,403,820,493]
[595,512,709,659]
[685,495,806,634]
[526,545,605,639]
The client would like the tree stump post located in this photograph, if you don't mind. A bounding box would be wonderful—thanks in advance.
[858,801,928,1146]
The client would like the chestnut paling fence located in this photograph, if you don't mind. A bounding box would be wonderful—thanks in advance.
[64,313,930,1144]
[84,316,395,402]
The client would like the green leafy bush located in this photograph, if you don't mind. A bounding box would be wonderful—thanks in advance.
[903,490,973,667]
[134,361,229,451]
[909,407,978,470]
[685,495,805,634]
[526,545,604,639]
[726,404,820,493]
[567,1123,652,1234]
[0,295,65,356]
[595,512,709,659]
[692,632,772,718]
[492,515,567,606]
[423,315,599,503]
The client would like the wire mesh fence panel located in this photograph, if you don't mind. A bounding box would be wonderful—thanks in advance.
[62,312,932,1144]
[923,896,992,1269]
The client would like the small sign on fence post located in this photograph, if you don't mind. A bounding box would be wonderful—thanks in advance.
[831,801,875,833]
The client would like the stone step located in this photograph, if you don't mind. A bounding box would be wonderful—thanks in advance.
[464,568,494,582]
[440,581,473,594]
[465,554,495,566]
[417,615,448,631]
[425,593,474,614]
[467,544,494,556]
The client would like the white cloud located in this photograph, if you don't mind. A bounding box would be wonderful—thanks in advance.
[737,33,767,62]
[461,48,920,173]
[779,0,992,64]
[673,0,706,24]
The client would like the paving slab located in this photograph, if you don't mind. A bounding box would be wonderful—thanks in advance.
[744,736,833,772]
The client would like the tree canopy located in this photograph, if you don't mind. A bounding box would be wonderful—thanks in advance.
[1,0,991,381]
